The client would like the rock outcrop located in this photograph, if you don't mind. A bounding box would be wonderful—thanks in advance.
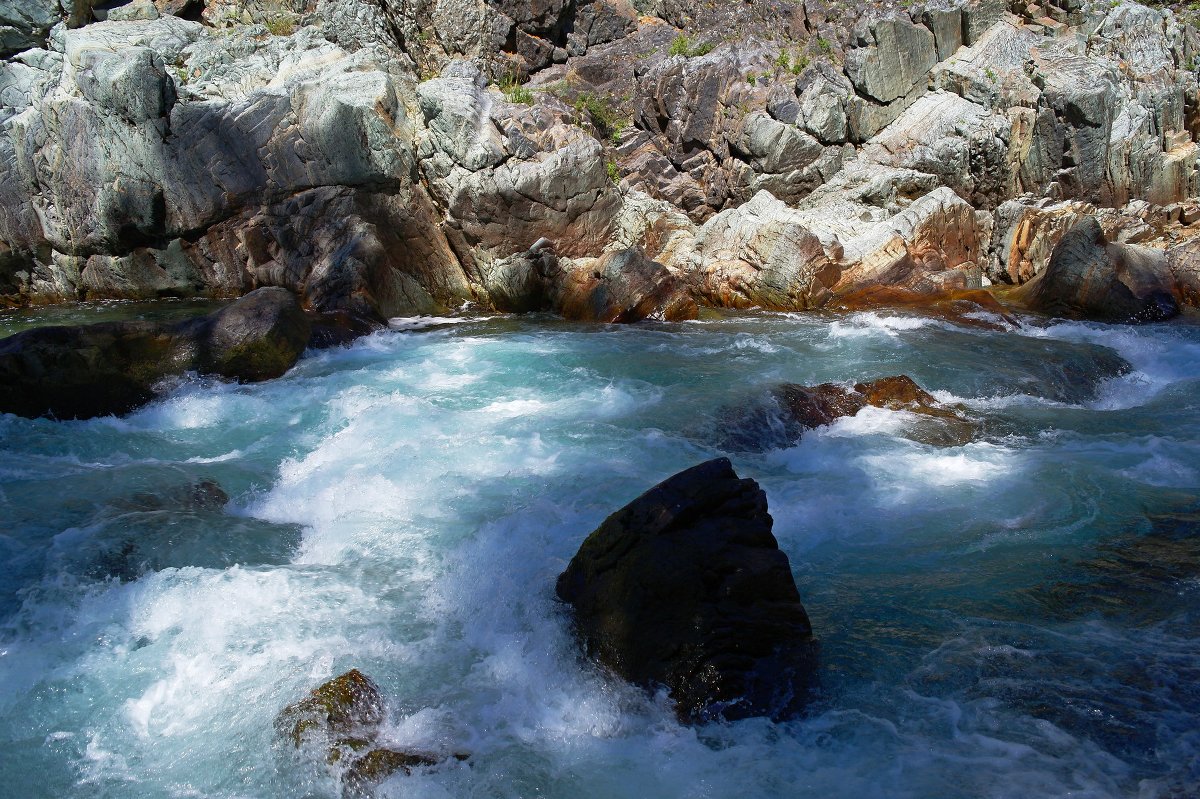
[556,457,817,722]
[0,286,309,418]
[1017,217,1181,322]
[0,0,1199,322]
[720,374,977,452]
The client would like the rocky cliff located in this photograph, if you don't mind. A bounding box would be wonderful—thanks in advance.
[2,0,1199,321]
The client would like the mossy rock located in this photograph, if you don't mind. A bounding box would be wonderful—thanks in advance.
[275,669,385,747]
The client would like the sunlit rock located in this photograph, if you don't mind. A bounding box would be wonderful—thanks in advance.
[276,669,466,794]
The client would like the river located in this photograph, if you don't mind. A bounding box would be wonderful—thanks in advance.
[1,307,1198,798]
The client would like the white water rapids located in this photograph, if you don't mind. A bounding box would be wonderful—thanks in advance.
[1,308,1198,798]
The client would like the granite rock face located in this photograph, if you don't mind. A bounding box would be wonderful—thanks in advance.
[0,0,1198,320]
[556,457,817,722]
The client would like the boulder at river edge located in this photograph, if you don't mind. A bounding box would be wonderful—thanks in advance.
[556,457,817,722]
[1018,217,1181,323]
[0,287,309,419]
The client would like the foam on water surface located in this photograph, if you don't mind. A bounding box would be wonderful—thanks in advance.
[1,311,1199,798]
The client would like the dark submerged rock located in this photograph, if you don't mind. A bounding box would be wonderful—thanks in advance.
[0,287,310,419]
[307,310,384,349]
[122,478,229,512]
[555,457,817,722]
[0,320,180,419]
[719,375,977,452]
[1018,217,1180,323]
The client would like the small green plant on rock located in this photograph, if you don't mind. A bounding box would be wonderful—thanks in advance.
[816,36,833,54]
[500,72,534,105]
[573,93,628,142]
[606,161,620,184]
[669,34,714,58]
[263,14,297,36]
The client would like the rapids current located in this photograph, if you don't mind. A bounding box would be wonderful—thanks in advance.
[1,307,1198,798]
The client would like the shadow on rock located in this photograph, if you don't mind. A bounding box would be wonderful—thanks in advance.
[1016,217,1180,323]
[0,287,310,419]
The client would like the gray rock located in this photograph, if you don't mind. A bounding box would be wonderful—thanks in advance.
[844,17,936,104]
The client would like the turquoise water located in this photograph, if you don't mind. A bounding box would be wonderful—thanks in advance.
[1,309,1198,798]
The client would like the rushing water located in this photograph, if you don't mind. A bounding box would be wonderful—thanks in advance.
[1,307,1199,799]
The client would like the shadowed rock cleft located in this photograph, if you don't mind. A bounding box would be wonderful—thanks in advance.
[555,457,817,722]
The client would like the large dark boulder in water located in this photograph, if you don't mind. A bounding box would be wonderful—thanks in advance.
[184,287,311,380]
[0,287,310,419]
[0,320,181,419]
[555,457,817,722]
[1017,217,1179,323]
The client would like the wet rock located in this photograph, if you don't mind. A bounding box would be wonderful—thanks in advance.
[830,286,1020,331]
[277,670,467,793]
[123,478,229,511]
[83,509,303,580]
[307,311,384,350]
[721,375,977,452]
[276,669,385,748]
[341,747,442,795]
[181,286,310,381]
[556,457,817,722]
[0,287,310,419]
[784,375,975,446]
[775,381,869,430]
[1018,217,1180,323]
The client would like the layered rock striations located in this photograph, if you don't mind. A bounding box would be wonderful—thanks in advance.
[0,0,1198,322]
